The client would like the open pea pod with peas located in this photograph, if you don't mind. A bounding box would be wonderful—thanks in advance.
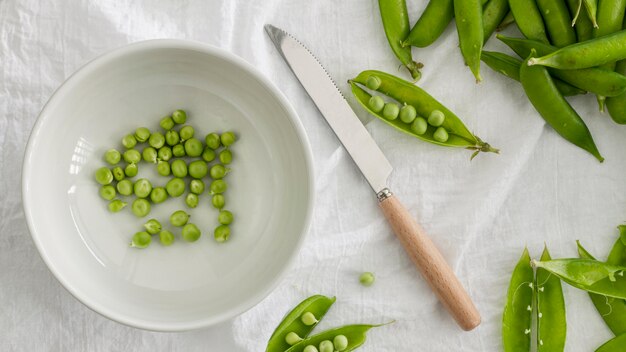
[284,324,387,352]
[349,70,498,158]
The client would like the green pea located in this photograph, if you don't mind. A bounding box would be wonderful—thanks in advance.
[285,332,303,345]
[181,223,201,242]
[117,179,133,196]
[99,185,116,200]
[205,133,221,150]
[108,199,127,212]
[148,132,165,149]
[171,159,188,178]
[150,187,168,204]
[104,149,121,165]
[319,340,333,352]
[157,160,171,176]
[172,109,187,124]
[144,219,162,234]
[399,105,417,124]
[112,166,125,181]
[221,131,236,147]
[410,117,428,135]
[122,134,137,149]
[166,178,185,197]
[359,272,375,287]
[382,103,400,120]
[159,230,174,246]
[185,193,199,208]
[202,147,216,162]
[219,149,232,164]
[218,210,233,225]
[157,146,172,161]
[133,178,153,198]
[166,130,180,146]
[184,138,203,157]
[366,75,382,90]
[368,95,384,112]
[95,167,113,185]
[134,127,151,143]
[170,210,189,227]
[333,335,348,351]
[303,346,318,352]
[142,147,158,163]
[130,231,151,248]
[212,194,225,209]
[172,144,185,157]
[124,163,138,177]
[210,164,228,179]
[123,149,141,164]
[179,125,195,141]
[189,160,208,179]
[301,312,318,326]
[160,116,175,130]
[210,180,227,194]
[428,110,445,126]
[433,127,449,142]
[131,198,151,217]
[189,179,205,195]
[214,225,230,243]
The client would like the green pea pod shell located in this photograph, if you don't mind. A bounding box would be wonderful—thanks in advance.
[536,247,566,352]
[454,0,484,81]
[567,0,595,41]
[582,0,599,27]
[578,240,626,336]
[284,324,387,352]
[605,20,626,123]
[378,0,422,80]
[498,34,626,97]
[520,50,604,162]
[481,51,586,96]
[350,70,498,154]
[536,0,577,47]
[403,0,454,48]
[483,0,510,42]
[266,295,336,352]
[496,11,515,31]
[596,333,626,352]
[508,0,550,43]
[503,248,534,352]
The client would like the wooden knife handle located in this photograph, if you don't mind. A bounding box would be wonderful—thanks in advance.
[378,192,481,331]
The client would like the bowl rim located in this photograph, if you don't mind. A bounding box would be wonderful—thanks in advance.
[21,39,315,332]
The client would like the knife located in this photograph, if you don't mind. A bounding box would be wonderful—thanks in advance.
[264,24,481,331]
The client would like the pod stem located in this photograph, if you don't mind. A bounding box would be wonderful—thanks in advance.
[405,61,424,82]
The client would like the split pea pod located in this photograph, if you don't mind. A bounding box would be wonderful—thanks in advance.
[454,0,484,81]
[483,0,510,42]
[578,239,626,335]
[528,30,626,69]
[536,0,577,46]
[503,248,534,352]
[535,247,566,352]
[597,333,626,352]
[508,0,550,43]
[567,0,595,41]
[498,34,626,97]
[481,51,586,96]
[378,0,422,80]
[402,0,454,48]
[520,50,604,161]
[266,295,336,351]
[284,324,384,352]
[350,70,498,155]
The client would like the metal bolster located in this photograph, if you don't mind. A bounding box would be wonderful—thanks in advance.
[376,188,392,202]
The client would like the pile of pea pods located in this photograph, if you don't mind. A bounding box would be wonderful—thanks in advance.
[503,225,626,352]
[94,109,237,248]
[265,295,388,352]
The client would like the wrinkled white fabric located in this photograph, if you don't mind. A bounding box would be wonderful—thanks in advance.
[2,0,625,351]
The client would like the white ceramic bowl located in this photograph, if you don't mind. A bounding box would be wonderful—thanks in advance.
[22,40,314,331]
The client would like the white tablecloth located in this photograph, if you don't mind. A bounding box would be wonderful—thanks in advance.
[2,0,625,350]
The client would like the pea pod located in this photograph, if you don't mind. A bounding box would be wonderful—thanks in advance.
[498,34,626,97]
[520,50,604,162]
[350,70,498,155]
[581,0,599,27]
[596,333,626,352]
[378,0,421,80]
[536,0,577,47]
[284,324,385,352]
[535,247,566,352]
[508,0,550,43]
[496,12,515,31]
[454,0,484,81]
[402,0,454,48]
[567,0,594,41]
[266,295,336,352]
[481,51,586,96]
[482,0,510,42]
[503,248,534,352]
[578,239,626,335]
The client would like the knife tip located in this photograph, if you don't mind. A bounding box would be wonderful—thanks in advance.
[264,24,281,41]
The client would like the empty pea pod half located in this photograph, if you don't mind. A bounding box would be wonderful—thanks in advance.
[349,70,498,158]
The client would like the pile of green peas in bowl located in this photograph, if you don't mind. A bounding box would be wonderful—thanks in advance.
[94,109,237,248]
